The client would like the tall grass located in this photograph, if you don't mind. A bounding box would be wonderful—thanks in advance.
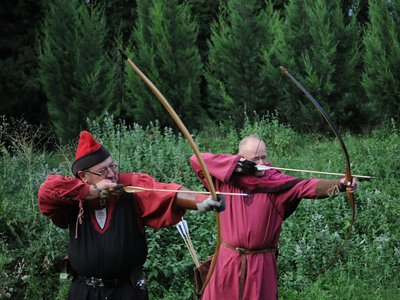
[0,115,398,299]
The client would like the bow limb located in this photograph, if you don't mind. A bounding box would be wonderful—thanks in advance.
[280,66,355,230]
[123,54,221,293]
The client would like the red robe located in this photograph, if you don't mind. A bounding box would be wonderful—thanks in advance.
[38,172,184,300]
[190,153,320,300]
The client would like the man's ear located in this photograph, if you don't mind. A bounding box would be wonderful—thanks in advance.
[77,171,87,183]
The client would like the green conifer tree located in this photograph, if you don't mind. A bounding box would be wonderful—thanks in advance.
[277,0,362,131]
[125,0,204,130]
[205,0,283,126]
[38,0,119,142]
[0,0,47,126]
[186,0,223,60]
[362,0,400,125]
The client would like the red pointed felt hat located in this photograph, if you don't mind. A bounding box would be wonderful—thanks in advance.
[71,131,110,176]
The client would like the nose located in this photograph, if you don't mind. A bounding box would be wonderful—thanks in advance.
[106,166,117,177]
[256,157,267,164]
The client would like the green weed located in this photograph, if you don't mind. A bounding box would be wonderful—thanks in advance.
[0,115,398,299]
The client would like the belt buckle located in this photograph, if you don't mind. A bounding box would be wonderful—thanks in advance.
[85,277,105,288]
[235,247,246,253]
[135,274,147,290]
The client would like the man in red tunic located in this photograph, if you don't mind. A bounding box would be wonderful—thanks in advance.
[38,130,224,300]
[190,135,357,300]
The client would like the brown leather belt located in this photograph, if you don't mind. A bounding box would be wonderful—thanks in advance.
[222,241,276,300]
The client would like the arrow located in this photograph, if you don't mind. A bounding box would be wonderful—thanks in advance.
[256,165,374,180]
[123,186,248,196]
[177,218,200,267]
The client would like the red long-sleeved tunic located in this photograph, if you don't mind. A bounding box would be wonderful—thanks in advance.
[191,153,321,300]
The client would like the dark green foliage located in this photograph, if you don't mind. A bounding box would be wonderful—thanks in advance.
[270,0,289,11]
[2,0,400,139]
[125,0,205,130]
[341,0,369,25]
[186,0,225,111]
[186,0,224,60]
[37,0,119,143]
[0,0,47,125]
[205,0,280,127]
[362,0,400,127]
[101,0,137,45]
[277,0,364,132]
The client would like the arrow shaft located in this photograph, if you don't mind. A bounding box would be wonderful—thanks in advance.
[258,166,374,179]
[177,220,200,267]
[124,186,248,196]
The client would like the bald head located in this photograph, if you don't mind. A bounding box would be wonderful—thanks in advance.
[238,135,267,163]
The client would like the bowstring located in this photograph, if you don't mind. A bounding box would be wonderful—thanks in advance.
[118,51,124,170]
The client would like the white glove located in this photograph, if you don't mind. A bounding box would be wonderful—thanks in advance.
[196,195,226,212]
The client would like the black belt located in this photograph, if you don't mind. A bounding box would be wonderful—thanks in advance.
[79,275,130,288]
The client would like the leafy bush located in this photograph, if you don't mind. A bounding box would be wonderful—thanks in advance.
[0,118,69,299]
[0,115,399,299]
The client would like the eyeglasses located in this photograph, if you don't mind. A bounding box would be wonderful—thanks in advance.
[85,162,118,177]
